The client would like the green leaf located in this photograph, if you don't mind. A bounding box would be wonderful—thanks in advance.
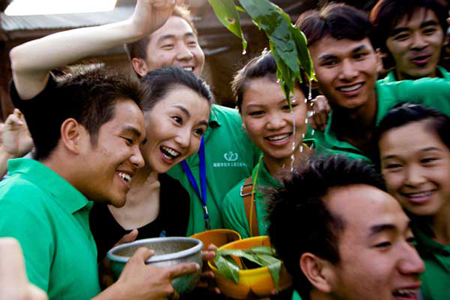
[207,0,247,51]
[214,246,284,291]
[214,252,240,284]
[247,246,275,255]
[291,26,315,80]
[268,260,282,291]
[235,5,246,12]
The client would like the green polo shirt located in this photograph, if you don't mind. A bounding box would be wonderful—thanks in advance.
[292,291,302,300]
[0,159,100,299]
[381,66,450,83]
[307,78,450,162]
[222,156,282,239]
[168,104,260,235]
[412,225,450,300]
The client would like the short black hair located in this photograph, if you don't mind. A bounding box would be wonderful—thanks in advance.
[140,66,213,113]
[375,103,450,165]
[231,50,309,112]
[370,0,449,68]
[268,155,385,300]
[124,5,197,77]
[295,3,373,47]
[31,66,142,161]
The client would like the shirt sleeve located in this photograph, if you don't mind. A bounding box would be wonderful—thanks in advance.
[389,78,450,117]
[221,185,251,239]
[0,182,54,292]
[9,76,59,154]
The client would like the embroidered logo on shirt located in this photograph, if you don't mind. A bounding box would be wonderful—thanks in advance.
[213,151,247,168]
[224,151,239,162]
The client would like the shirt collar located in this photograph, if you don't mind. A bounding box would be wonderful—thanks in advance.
[8,158,92,215]
[208,104,221,128]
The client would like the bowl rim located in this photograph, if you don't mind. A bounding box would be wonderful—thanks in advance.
[208,236,277,276]
[107,237,203,264]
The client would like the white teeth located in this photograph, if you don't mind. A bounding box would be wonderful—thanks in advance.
[267,134,290,141]
[161,146,181,160]
[118,172,131,182]
[183,67,193,72]
[339,84,362,92]
[393,289,417,297]
[407,191,432,198]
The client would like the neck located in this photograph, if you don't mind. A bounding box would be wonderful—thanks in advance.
[429,203,450,245]
[310,289,336,300]
[107,167,160,230]
[396,69,437,81]
[263,145,310,177]
[42,153,79,189]
[333,92,378,134]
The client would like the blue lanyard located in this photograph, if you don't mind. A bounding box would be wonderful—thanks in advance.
[180,137,210,229]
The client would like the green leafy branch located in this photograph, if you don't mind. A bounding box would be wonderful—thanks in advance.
[214,246,282,291]
[207,0,316,105]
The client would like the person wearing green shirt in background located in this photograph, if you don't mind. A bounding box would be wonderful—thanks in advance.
[221,51,312,239]
[296,3,450,164]
[0,0,201,299]
[377,104,450,300]
[124,5,260,235]
[268,155,425,300]
[370,0,450,83]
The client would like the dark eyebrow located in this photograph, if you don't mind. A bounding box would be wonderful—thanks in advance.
[197,120,209,127]
[390,20,439,36]
[318,54,337,61]
[369,219,412,238]
[351,45,367,53]
[421,20,439,28]
[157,32,196,43]
[174,105,191,118]
[369,223,397,238]
[420,146,443,153]
[382,146,443,161]
[122,125,142,139]
[156,34,176,44]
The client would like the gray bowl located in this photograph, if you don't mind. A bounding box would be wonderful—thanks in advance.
[107,237,203,294]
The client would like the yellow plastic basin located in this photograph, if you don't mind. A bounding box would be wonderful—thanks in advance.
[190,229,241,250]
[208,236,292,299]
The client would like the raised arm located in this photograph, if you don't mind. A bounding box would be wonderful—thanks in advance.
[10,0,181,100]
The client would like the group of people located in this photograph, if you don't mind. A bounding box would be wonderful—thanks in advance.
[0,0,450,299]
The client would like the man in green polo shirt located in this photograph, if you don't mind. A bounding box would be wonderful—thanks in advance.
[370,0,450,83]
[125,6,260,235]
[297,3,450,163]
[268,155,425,300]
[0,1,199,299]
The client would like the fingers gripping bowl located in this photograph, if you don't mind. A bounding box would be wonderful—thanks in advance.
[107,237,203,294]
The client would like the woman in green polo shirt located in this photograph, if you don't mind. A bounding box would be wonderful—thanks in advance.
[221,51,313,239]
[376,103,450,300]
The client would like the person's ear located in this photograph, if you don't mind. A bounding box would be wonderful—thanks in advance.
[60,118,83,155]
[131,58,149,77]
[300,253,336,294]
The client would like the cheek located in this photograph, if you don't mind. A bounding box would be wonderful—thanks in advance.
[383,172,403,193]
[243,119,263,140]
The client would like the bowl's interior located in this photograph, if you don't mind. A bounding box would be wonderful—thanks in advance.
[111,239,199,258]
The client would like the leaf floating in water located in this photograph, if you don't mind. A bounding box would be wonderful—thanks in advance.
[214,246,283,291]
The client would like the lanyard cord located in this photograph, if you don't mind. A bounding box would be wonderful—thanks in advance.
[250,155,264,237]
[180,137,210,230]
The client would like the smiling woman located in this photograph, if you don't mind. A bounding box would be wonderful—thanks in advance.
[5,0,117,15]
[221,51,313,239]
[90,67,214,267]
[376,103,450,300]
